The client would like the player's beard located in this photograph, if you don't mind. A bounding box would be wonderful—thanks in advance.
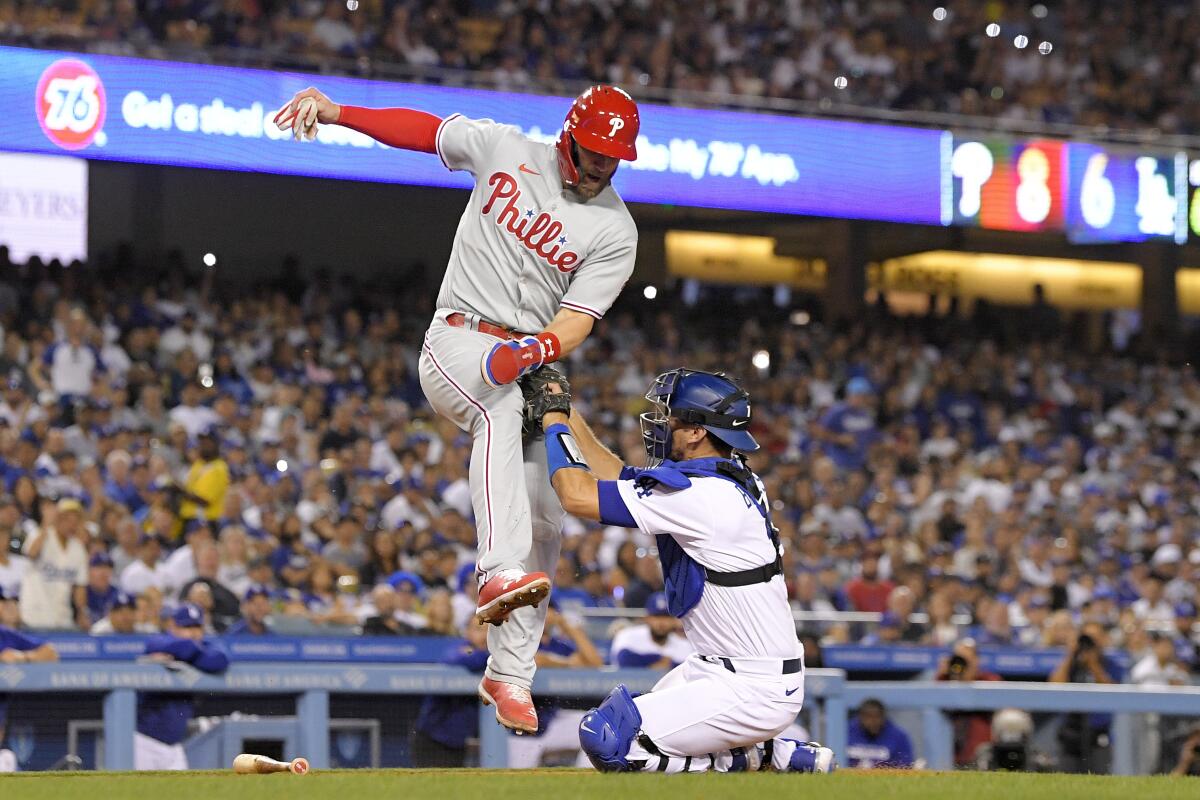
[572,171,610,199]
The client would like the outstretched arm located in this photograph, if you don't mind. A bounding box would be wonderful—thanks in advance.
[544,410,602,520]
[541,408,638,530]
[274,87,441,152]
[542,308,594,359]
[566,407,624,480]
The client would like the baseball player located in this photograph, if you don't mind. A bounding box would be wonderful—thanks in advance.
[529,368,836,773]
[135,603,230,770]
[274,84,640,732]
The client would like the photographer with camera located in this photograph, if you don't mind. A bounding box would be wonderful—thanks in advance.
[936,638,1002,767]
[973,708,1037,772]
[1048,621,1117,774]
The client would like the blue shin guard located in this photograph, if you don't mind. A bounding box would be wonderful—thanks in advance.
[578,684,643,772]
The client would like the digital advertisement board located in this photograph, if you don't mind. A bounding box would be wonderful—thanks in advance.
[0,46,944,224]
[4,46,1198,245]
[0,150,88,262]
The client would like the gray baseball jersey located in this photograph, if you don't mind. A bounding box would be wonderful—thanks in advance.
[412,112,638,692]
[434,114,638,331]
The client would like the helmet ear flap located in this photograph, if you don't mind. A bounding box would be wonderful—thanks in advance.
[556,129,580,186]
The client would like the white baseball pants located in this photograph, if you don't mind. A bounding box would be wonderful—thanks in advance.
[627,654,808,772]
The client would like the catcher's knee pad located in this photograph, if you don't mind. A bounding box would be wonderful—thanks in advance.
[579,684,642,772]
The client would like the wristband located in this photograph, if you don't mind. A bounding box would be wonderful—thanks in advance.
[545,422,588,479]
[536,331,562,364]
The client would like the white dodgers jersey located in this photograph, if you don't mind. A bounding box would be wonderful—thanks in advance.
[434,115,638,332]
[615,476,801,660]
[609,623,695,668]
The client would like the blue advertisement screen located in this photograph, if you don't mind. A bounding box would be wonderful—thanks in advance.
[0,46,944,224]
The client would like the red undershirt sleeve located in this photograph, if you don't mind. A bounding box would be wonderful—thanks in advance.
[335,106,441,153]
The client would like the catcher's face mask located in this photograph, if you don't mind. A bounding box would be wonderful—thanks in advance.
[640,370,682,467]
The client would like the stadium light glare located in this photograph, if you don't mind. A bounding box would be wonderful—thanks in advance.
[643,285,658,300]
[1014,35,1029,49]
[752,350,770,370]
[932,7,947,21]
[985,23,1000,37]
[1038,41,1053,55]
[202,252,217,267]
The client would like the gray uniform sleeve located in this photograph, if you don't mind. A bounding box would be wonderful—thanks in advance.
[435,115,507,174]
[560,228,637,319]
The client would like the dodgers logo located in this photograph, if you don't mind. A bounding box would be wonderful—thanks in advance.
[35,58,107,151]
[482,172,581,273]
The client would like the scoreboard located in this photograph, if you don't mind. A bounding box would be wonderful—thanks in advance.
[949,134,1187,244]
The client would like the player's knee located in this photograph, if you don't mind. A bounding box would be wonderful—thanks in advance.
[531,512,564,543]
[579,684,643,772]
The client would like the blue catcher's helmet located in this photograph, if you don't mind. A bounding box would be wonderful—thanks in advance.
[640,369,758,466]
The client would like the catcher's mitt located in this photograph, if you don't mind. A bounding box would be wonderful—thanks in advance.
[520,366,571,442]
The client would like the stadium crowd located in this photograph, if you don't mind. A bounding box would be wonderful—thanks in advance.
[0,244,1197,688]
[3,0,1200,134]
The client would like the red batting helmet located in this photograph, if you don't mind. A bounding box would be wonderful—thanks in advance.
[556,85,640,187]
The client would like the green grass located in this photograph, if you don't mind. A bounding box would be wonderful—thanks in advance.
[0,768,1196,800]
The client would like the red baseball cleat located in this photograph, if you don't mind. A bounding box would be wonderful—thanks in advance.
[475,569,551,625]
[479,676,539,734]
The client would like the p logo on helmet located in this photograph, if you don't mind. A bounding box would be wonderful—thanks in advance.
[556,85,640,187]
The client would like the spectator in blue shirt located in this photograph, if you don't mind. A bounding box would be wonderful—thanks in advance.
[549,557,595,613]
[83,551,119,626]
[817,377,879,470]
[846,698,915,769]
[576,565,615,608]
[410,619,490,767]
[135,603,230,770]
[223,584,273,636]
[937,372,985,439]
[103,450,143,513]
[0,612,59,771]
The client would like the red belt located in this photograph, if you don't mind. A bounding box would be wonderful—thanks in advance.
[445,312,525,340]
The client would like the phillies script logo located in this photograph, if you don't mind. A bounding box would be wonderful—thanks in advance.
[35,59,107,151]
[482,172,580,272]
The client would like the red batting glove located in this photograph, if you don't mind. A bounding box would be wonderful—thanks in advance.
[481,332,561,388]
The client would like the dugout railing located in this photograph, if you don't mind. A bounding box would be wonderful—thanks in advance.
[6,662,1200,774]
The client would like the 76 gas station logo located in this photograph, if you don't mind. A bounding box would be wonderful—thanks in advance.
[35,58,107,150]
